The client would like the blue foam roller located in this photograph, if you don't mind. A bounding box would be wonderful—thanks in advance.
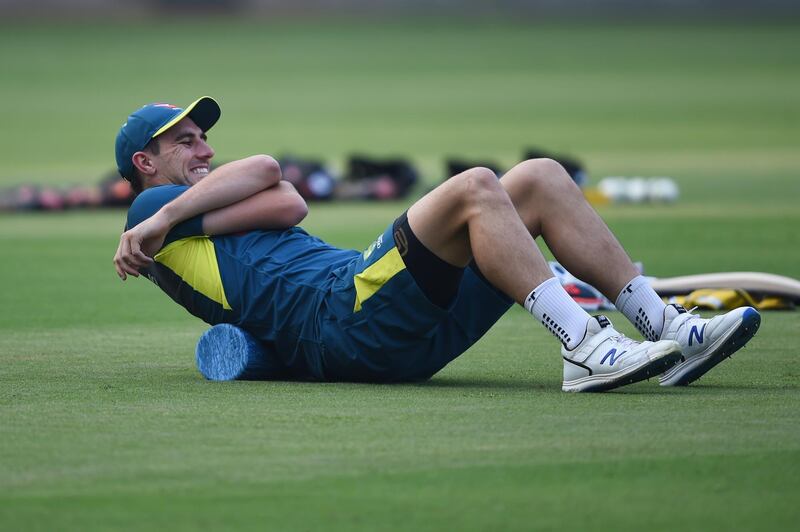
[196,324,278,381]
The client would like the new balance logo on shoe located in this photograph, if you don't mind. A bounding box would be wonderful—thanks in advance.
[561,315,682,392]
[688,324,706,346]
[600,348,625,366]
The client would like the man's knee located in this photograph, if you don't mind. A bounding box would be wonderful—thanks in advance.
[455,166,504,199]
[514,158,576,192]
[461,166,498,186]
[458,166,517,214]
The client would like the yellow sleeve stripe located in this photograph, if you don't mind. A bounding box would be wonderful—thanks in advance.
[353,246,406,312]
[155,236,232,310]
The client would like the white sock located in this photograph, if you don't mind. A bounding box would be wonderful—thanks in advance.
[524,277,592,350]
[614,275,667,341]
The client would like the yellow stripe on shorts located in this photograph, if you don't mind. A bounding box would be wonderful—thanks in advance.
[353,247,406,312]
[155,236,232,310]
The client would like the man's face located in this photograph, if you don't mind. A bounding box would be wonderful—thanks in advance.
[150,117,215,186]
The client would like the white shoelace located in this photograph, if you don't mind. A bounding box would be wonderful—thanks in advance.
[607,334,640,350]
[675,306,703,332]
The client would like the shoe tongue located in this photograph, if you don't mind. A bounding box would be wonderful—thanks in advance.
[594,315,612,329]
[669,304,688,314]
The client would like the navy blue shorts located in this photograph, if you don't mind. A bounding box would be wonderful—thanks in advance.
[317,220,513,382]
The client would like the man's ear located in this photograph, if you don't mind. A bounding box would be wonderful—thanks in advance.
[132,151,157,176]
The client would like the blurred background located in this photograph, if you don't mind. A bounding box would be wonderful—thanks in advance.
[0,0,798,276]
[0,0,797,189]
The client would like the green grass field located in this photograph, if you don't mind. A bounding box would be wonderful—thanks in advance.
[1,18,799,531]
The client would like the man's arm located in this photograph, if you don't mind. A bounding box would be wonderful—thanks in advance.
[202,180,308,235]
[113,155,307,279]
[160,154,283,225]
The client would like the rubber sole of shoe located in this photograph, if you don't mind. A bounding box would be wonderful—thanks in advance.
[563,349,683,393]
[660,307,761,387]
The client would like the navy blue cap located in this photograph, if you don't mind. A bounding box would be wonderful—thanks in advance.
[115,96,221,179]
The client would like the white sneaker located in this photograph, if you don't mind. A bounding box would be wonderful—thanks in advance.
[659,304,761,386]
[562,315,682,392]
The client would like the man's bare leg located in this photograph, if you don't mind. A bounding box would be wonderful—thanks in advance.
[498,158,639,300]
[405,164,681,392]
[498,158,671,341]
[408,166,600,350]
[406,166,552,304]
[406,159,640,301]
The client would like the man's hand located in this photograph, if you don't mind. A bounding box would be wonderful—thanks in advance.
[113,213,171,280]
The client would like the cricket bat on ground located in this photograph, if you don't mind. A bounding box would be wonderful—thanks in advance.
[649,272,800,302]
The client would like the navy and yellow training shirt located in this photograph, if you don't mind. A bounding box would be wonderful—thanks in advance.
[126,185,359,379]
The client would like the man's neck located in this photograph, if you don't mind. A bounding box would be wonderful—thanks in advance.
[147,175,191,188]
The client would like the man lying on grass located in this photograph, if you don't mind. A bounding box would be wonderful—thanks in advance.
[112,97,761,392]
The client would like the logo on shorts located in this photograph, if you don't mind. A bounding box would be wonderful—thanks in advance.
[363,234,383,260]
[394,226,409,257]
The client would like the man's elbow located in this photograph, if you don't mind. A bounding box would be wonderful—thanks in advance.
[269,181,308,226]
[286,193,309,226]
[247,154,282,186]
